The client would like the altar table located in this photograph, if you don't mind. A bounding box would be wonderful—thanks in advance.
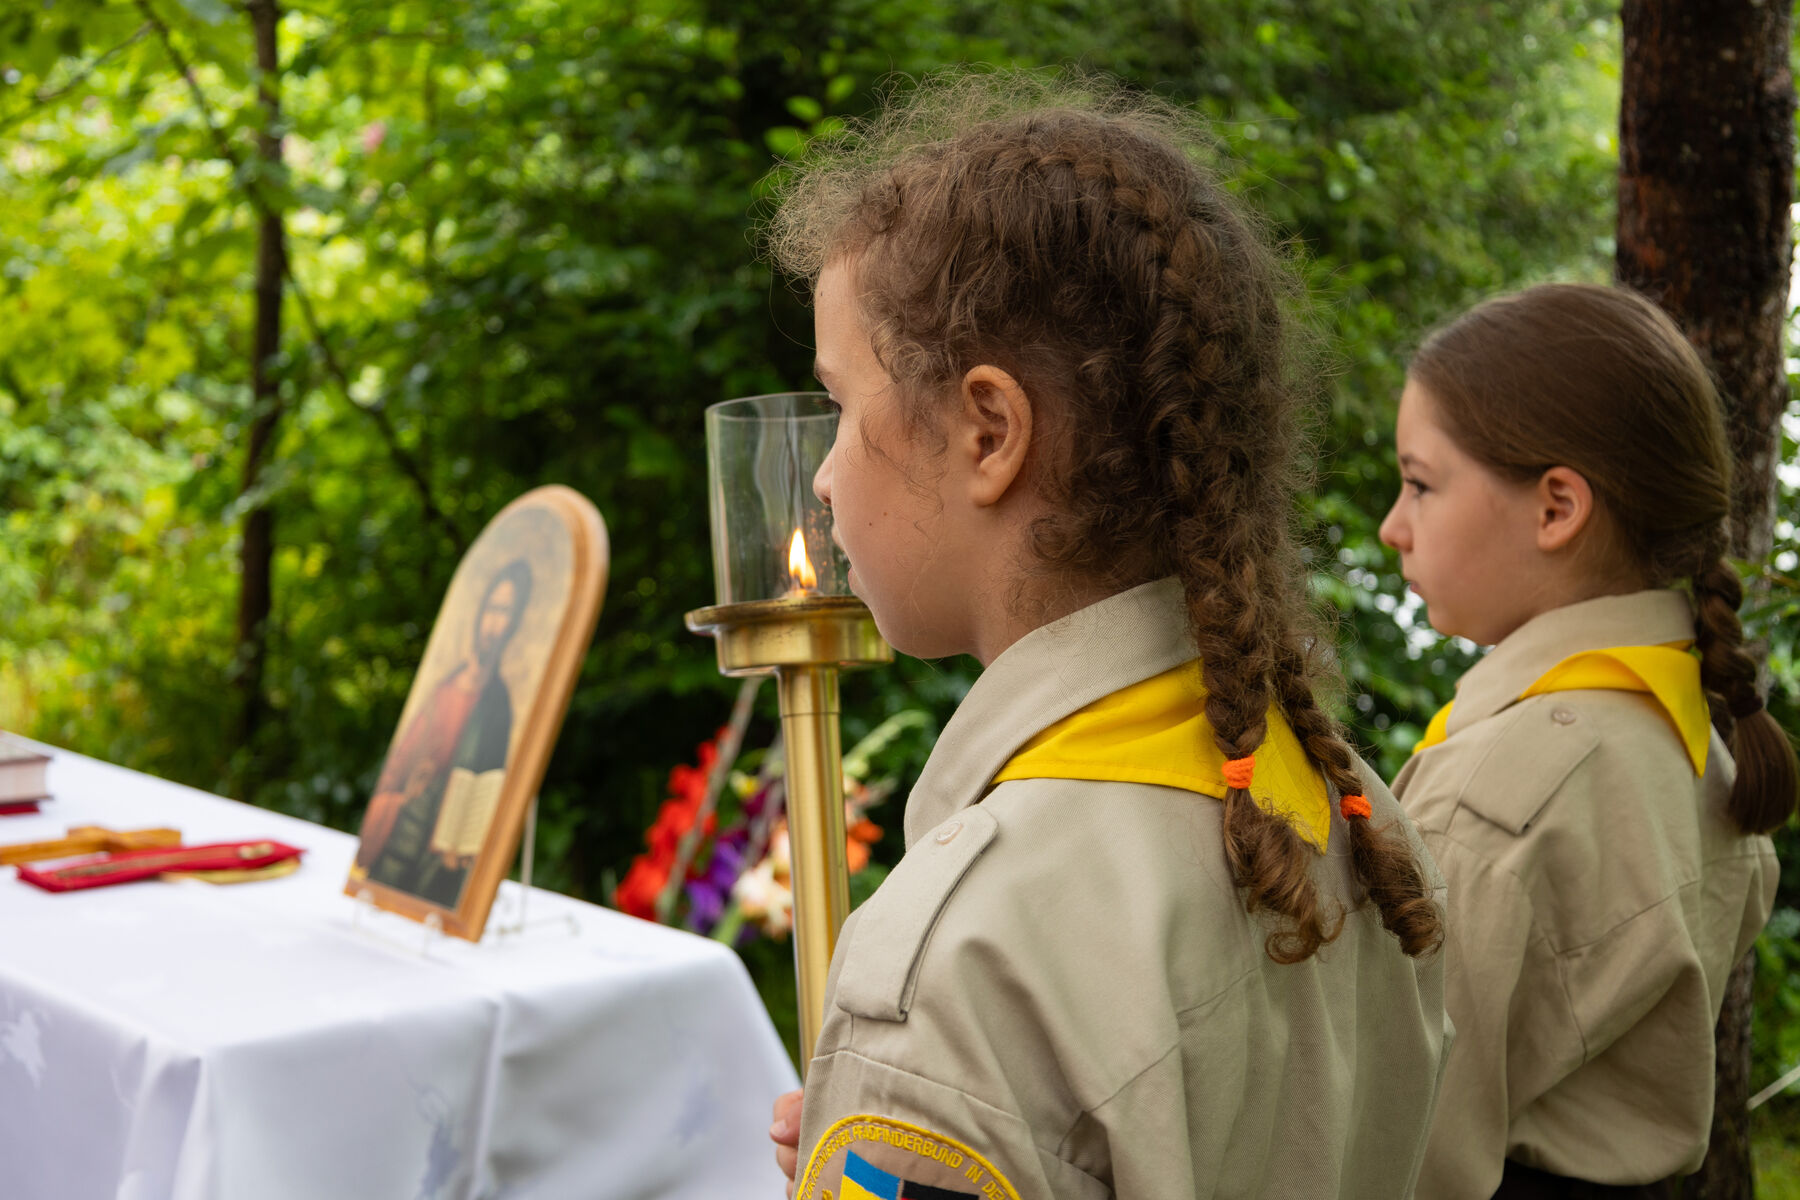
[0,740,798,1199]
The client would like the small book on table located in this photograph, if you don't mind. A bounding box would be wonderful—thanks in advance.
[0,733,51,812]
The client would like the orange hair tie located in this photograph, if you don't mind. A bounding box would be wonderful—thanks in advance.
[1340,793,1373,821]
[1221,755,1256,790]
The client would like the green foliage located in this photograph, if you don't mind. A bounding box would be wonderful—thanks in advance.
[1749,406,1800,1145]
[3,0,1797,1157]
[3,0,1000,870]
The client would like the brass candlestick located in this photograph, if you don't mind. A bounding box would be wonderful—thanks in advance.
[686,596,890,1070]
[688,393,893,1073]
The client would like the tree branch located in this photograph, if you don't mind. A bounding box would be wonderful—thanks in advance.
[283,274,470,553]
[135,0,469,555]
[135,0,243,169]
[0,23,155,134]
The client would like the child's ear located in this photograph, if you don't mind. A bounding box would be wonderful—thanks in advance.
[1535,466,1595,552]
[958,364,1033,507]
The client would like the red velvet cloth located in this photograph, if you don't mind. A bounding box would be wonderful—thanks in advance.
[17,840,304,892]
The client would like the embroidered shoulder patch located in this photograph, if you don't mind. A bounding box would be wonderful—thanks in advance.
[798,1115,1020,1200]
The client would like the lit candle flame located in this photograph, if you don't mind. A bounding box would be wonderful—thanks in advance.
[787,528,817,594]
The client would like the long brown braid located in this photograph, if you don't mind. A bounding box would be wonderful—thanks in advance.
[1412,283,1798,836]
[768,71,1443,962]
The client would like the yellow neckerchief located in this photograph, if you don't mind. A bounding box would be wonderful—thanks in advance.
[992,662,1333,852]
[1412,642,1710,775]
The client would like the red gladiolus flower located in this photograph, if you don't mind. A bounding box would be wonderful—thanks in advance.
[613,857,670,920]
[613,730,728,922]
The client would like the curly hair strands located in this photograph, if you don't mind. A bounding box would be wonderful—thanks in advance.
[1411,283,1798,835]
[767,71,1443,962]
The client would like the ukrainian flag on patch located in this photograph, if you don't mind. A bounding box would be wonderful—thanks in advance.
[843,1150,902,1200]
[841,1150,977,1200]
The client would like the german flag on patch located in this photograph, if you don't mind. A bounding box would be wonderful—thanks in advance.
[842,1150,977,1200]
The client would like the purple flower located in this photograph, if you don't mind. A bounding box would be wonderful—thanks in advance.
[684,839,745,933]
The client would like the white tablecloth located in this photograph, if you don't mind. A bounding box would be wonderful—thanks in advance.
[0,742,798,1200]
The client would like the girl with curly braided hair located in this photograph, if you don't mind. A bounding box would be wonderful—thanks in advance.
[763,72,1448,1200]
[1381,283,1791,1200]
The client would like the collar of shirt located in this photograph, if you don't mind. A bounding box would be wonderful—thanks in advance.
[1444,588,1697,740]
[902,576,1194,850]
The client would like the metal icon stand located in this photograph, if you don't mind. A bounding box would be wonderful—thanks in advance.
[486,796,581,942]
[348,797,578,952]
[350,886,448,960]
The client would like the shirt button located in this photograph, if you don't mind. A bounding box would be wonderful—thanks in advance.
[934,821,963,845]
[1551,707,1578,725]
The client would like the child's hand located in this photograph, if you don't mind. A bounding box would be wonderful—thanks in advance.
[770,1088,804,1196]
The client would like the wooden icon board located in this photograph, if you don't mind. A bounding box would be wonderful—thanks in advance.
[345,485,607,940]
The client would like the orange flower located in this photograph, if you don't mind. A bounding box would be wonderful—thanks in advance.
[846,818,882,874]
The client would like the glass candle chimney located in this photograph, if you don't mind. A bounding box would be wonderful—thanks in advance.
[704,393,849,605]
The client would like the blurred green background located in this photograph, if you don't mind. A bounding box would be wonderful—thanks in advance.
[3,0,1797,1184]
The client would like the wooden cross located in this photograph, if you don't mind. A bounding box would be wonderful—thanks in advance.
[0,825,182,867]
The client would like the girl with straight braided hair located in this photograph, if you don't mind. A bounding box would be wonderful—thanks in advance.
[1380,282,1790,1199]
[762,71,1448,1200]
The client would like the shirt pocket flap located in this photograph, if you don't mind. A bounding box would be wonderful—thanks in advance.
[1458,704,1600,835]
[835,807,999,1022]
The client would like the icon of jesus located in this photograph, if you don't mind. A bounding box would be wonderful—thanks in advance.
[355,559,532,906]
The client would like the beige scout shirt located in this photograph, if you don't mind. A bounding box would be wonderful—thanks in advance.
[1392,590,1779,1199]
[796,578,1452,1200]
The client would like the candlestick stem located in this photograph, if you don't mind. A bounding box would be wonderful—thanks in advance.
[776,663,852,1074]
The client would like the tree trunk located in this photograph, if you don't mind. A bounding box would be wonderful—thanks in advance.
[235,0,286,787]
[1616,2,1795,1196]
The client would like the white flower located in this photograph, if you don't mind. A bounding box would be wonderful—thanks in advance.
[731,858,793,938]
